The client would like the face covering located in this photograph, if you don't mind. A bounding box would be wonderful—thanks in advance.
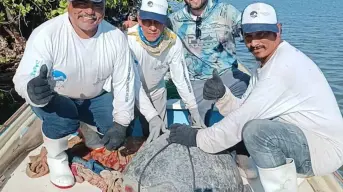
[127,25,177,56]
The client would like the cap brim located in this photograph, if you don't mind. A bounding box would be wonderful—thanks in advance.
[242,24,279,34]
[139,10,167,25]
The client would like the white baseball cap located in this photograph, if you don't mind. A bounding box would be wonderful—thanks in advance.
[242,2,279,34]
[139,0,169,24]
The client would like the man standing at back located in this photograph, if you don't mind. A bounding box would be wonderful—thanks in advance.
[168,0,250,121]
[168,0,256,179]
[13,0,135,189]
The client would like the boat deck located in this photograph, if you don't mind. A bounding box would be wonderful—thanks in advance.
[1,99,343,191]
[2,142,343,192]
[2,145,100,192]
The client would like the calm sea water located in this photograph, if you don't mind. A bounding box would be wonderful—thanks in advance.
[169,0,343,114]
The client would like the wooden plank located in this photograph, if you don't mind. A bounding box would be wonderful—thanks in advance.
[0,103,28,133]
[0,117,42,176]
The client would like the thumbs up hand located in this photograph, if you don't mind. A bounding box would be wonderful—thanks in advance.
[38,64,48,79]
[27,65,55,106]
[203,69,226,100]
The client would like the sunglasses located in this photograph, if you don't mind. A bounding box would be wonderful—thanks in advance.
[195,17,202,39]
[244,31,275,40]
[71,0,104,9]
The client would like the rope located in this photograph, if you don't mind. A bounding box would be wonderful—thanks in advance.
[137,143,196,192]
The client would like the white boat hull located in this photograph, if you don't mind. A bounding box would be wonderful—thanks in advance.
[1,63,342,191]
[1,102,343,192]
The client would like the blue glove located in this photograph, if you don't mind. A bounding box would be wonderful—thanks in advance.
[27,65,54,105]
[203,69,226,100]
[100,122,127,151]
[168,123,198,147]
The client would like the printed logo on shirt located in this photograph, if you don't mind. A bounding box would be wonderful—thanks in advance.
[52,70,67,82]
[125,63,132,102]
[154,64,168,70]
[181,60,192,93]
[185,32,221,49]
[51,69,67,90]
[153,61,168,71]
[30,60,45,77]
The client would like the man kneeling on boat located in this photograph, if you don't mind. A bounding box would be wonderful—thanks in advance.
[127,0,206,143]
[168,2,343,192]
[12,0,135,189]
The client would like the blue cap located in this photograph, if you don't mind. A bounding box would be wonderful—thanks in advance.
[242,24,279,34]
[139,10,168,25]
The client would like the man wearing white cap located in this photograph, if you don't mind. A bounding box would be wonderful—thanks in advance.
[127,0,205,143]
[168,2,343,191]
[13,0,135,188]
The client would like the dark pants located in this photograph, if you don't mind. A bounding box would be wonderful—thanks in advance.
[31,92,114,139]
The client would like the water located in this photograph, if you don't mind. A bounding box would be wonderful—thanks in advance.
[169,0,343,114]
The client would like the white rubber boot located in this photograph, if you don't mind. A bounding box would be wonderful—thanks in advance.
[79,122,103,149]
[43,133,75,188]
[257,158,298,192]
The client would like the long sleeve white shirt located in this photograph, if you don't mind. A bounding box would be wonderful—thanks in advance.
[196,41,343,176]
[127,25,197,122]
[12,13,135,126]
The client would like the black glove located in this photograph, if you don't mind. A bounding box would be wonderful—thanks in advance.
[100,122,127,151]
[27,65,54,105]
[203,69,226,100]
[168,123,198,147]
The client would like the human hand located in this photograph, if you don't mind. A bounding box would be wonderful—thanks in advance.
[100,122,127,151]
[168,123,198,147]
[27,65,54,105]
[203,69,226,100]
[189,108,207,129]
[146,116,169,144]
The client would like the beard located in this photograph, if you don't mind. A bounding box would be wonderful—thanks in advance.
[185,0,208,10]
[248,45,265,52]
[248,45,268,62]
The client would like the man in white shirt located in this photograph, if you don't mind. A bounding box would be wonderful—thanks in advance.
[12,0,135,189]
[168,2,343,192]
[127,0,205,143]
